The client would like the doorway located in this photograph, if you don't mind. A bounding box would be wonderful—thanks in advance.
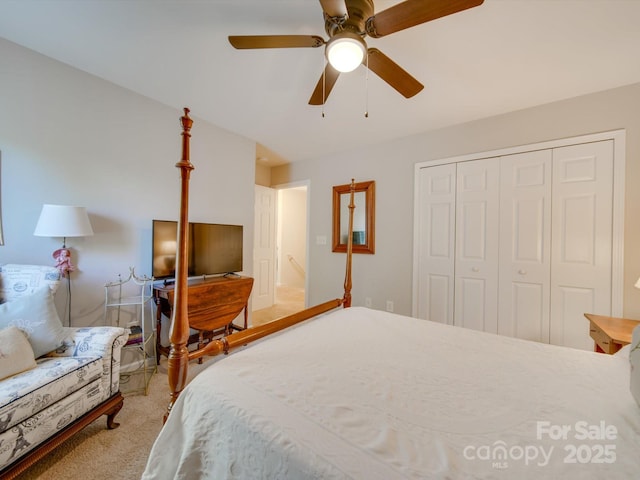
[253,183,308,326]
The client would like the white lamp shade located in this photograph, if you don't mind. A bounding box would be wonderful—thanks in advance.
[635,277,640,289]
[34,204,94,238]
[326,34,366,73]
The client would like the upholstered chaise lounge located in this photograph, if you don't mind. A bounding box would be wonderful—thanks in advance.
[0,264,128,478]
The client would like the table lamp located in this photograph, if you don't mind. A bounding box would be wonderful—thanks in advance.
[33,204,94,277]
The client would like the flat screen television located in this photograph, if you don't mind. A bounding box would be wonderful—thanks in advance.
[152,220,243,280]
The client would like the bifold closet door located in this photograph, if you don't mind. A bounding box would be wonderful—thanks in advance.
[550,140,613,350]
[498,150,552,342]
[454,158,500,332]
[415,138,616,348]
[416,163,456,324]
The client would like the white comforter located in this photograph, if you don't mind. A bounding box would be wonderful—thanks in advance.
[142,307,640,479]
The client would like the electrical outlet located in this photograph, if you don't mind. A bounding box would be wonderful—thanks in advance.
[386,300,394,312]
[365,297,372,307]
[316,235,327,245]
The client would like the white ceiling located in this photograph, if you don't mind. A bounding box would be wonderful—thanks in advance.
[2,0,640,166]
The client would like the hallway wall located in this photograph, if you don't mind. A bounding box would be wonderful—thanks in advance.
[278,188,307,289]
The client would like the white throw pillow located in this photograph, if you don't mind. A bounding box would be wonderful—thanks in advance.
[0,326,37,380]
[631,325,640,407]
[0,286,66,358]
[0,264,61,303]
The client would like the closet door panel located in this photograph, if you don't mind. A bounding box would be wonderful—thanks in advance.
[458,278,488,332]
[416,164,456,324]
[455,158,499,332]
[498,150,552,342]
[427,274,453,322]
[510,282,546,340]
[550,140,613,350]
[553,285,595,350]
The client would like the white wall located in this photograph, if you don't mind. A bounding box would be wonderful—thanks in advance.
[0,38,256,326]
[273,82,640,318]
[277,188,307,289]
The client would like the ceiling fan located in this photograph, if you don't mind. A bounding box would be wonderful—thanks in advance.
[229,0,484,105]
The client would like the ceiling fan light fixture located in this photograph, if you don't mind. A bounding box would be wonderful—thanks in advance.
[326,32,366,73]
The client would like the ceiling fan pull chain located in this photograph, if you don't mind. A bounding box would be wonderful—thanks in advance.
[364,51,369,118]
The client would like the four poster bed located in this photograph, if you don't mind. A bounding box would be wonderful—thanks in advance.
[142,109,640,479]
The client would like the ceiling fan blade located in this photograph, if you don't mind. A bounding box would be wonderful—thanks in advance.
[309,63,341,105]
[366,48,424,98]
[319,0,348,19]
[229,35,324,49]
[366,0,484,38]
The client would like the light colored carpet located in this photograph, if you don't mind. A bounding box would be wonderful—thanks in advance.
[252,284,305,327]
[14,358,216,480]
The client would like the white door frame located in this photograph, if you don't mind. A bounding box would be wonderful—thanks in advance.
[412,129,626,319]
[273,179,311,309]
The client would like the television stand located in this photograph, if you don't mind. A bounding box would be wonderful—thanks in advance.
[153,275,254,364]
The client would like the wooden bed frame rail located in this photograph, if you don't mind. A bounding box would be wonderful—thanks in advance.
[188,298,344,363]
[165,108,354,421]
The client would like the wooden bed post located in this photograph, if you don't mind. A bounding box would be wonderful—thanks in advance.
[162,109,358,417]
[343,179,355,308]
[165,107,194,423]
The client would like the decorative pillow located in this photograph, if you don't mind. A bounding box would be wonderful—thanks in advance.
[631,325,640,407]
[0,286,66,358]
[0,264,61,303]
[0,326,37,380]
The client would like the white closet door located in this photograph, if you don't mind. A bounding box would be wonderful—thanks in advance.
[416,164,456,324]
[550,140,613,350]
[454,158,500,332]
[498,150,552,342]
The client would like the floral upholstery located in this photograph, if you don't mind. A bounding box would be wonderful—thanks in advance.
[0,264,128,473]
[0,264,61,303]
[0,380,102,467]
[0,356,102,432]
[48,326,129,401]
[0,326,127,472]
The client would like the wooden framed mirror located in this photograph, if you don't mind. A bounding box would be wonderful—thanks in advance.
[332,180,375,254]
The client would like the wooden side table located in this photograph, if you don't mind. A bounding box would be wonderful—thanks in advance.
[584,313,640,354]
[154,275,254,363]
